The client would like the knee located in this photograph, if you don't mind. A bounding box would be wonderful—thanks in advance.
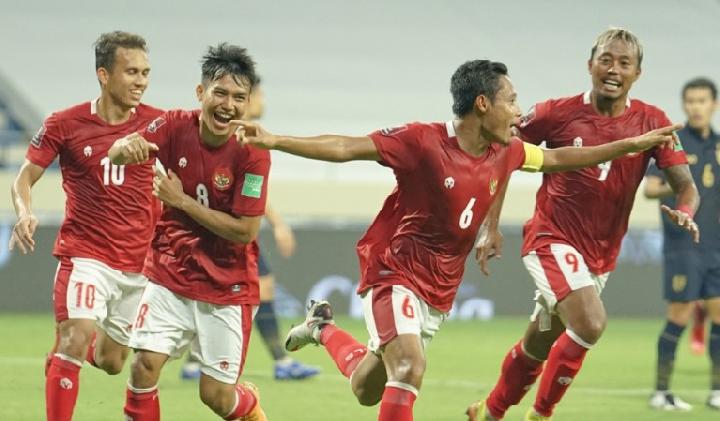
[199,386,235,415]
[57,326,93,360]
[573,316,607,344]
[96,355,125,375]
[388,356,426,385]
[130,354,159,387]
[352,384,383,407]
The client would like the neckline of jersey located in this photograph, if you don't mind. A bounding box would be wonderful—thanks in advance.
[582,90,633,120]
[445,120,494,162]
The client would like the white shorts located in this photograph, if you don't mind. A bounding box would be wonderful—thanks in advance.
[52,256,147,346]
[522,244,609,331]
[361,284,446,353]
[128,282,257,384]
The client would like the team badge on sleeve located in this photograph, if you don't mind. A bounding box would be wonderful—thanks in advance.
[380,125,407,136]
[146,117,166,133]
[241,173,264,198]
[30,125,46,148]
[212,167,234,191]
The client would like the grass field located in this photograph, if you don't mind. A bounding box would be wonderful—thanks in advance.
[1,314,717,421]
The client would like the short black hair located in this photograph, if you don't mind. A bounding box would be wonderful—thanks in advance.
[94,31,147,71]
[682,77,717,101]
[201,43,258,88]
[450,60,508,117]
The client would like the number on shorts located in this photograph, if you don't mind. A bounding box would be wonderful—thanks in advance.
[402,295,415,319]
[135,303,149,329]
[564,253,579,273]
[196,183,209,207]
[100,157,125,186]
[459,197,477,229]
[597,161,612,181]
[73,282,96,309]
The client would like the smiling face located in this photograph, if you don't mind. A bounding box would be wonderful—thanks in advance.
[479,76,522,145]
[588,39,641,102]
[196,73,251,139]
[97,47,150,109]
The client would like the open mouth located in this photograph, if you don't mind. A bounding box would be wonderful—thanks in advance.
[129,89,143,99]
[602,79,622,92]
[213,111,233,126]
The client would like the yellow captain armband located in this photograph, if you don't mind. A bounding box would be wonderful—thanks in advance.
[521,142,544,172]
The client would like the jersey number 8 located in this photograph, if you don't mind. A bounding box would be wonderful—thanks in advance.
[196,183,209,207]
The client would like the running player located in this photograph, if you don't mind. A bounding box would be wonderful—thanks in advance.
[110,43,269,421]
[235,59,680,421]
[466,28,700,421]
[646,77,720,411]
[180,81,319,381]
[9,31,162,421]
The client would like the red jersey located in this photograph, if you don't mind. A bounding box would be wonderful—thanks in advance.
[26,100,164,272]
[358,121,543,312]
[140,110,270,306]
[519,91,687,274]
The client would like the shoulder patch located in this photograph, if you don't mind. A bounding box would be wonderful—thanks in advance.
[30,125,46,148]
[241,173,264,198]
[380,125,408,136]
[146,117,166,134]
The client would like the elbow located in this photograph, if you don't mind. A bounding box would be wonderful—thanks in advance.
[228,226,259,244]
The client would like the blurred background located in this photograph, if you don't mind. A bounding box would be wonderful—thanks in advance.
[1,0,719,318]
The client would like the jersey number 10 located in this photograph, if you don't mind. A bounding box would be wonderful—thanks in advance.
[100,157,125,186]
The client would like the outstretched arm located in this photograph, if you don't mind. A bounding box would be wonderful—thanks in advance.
[10,160,45,254]
[233,120,380,162]
[539,124,682,173]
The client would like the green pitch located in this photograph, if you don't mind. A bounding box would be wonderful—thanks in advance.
[1,314,717,420]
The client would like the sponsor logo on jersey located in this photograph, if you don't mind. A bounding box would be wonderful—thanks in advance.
[231,284,242,293]
[519,106,535,129]
[444,177,455,189]
[83,146,92,157]
[489,179,498,195]
[573,136,583,147]
[179,157,187,168]
[31,125,46,148]
[241,173,264,198]
[213,167,234,191]
[146,117,166,133]
[380,125,407,136]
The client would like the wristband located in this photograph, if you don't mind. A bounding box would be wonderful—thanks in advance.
[676,204,695,219]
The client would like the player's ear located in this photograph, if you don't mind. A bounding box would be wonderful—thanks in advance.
[97,67,109,88]
[475,95,489,113]
[587,59,593,75]
[195,84,205,102]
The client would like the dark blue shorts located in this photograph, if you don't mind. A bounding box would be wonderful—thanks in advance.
[663,250,720,302]
[258,250,272,277]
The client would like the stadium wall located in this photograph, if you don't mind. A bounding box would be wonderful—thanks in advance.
[0,224,666,318]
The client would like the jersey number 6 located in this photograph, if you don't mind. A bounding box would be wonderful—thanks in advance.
[459,197,477,229]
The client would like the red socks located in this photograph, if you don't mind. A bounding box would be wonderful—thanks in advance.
[378,384,417,421]
[124,384,160,421]
[486,341,544,419]
[320,325,368,378]
[45,354,82,421]
[533,331,590,417]
[223,384,258,420]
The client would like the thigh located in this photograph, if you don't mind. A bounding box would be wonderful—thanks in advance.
[663,251,702,302]
[362,284,424,353]
[102,272,148,346]
[194,303,255,384]
[53,257,114,324]
[128,282,194,359]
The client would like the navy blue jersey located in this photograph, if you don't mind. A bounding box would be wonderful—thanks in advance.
[647,125,720,253]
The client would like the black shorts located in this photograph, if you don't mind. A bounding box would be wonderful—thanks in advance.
[257,250,272,277]
[663,250,720,302]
